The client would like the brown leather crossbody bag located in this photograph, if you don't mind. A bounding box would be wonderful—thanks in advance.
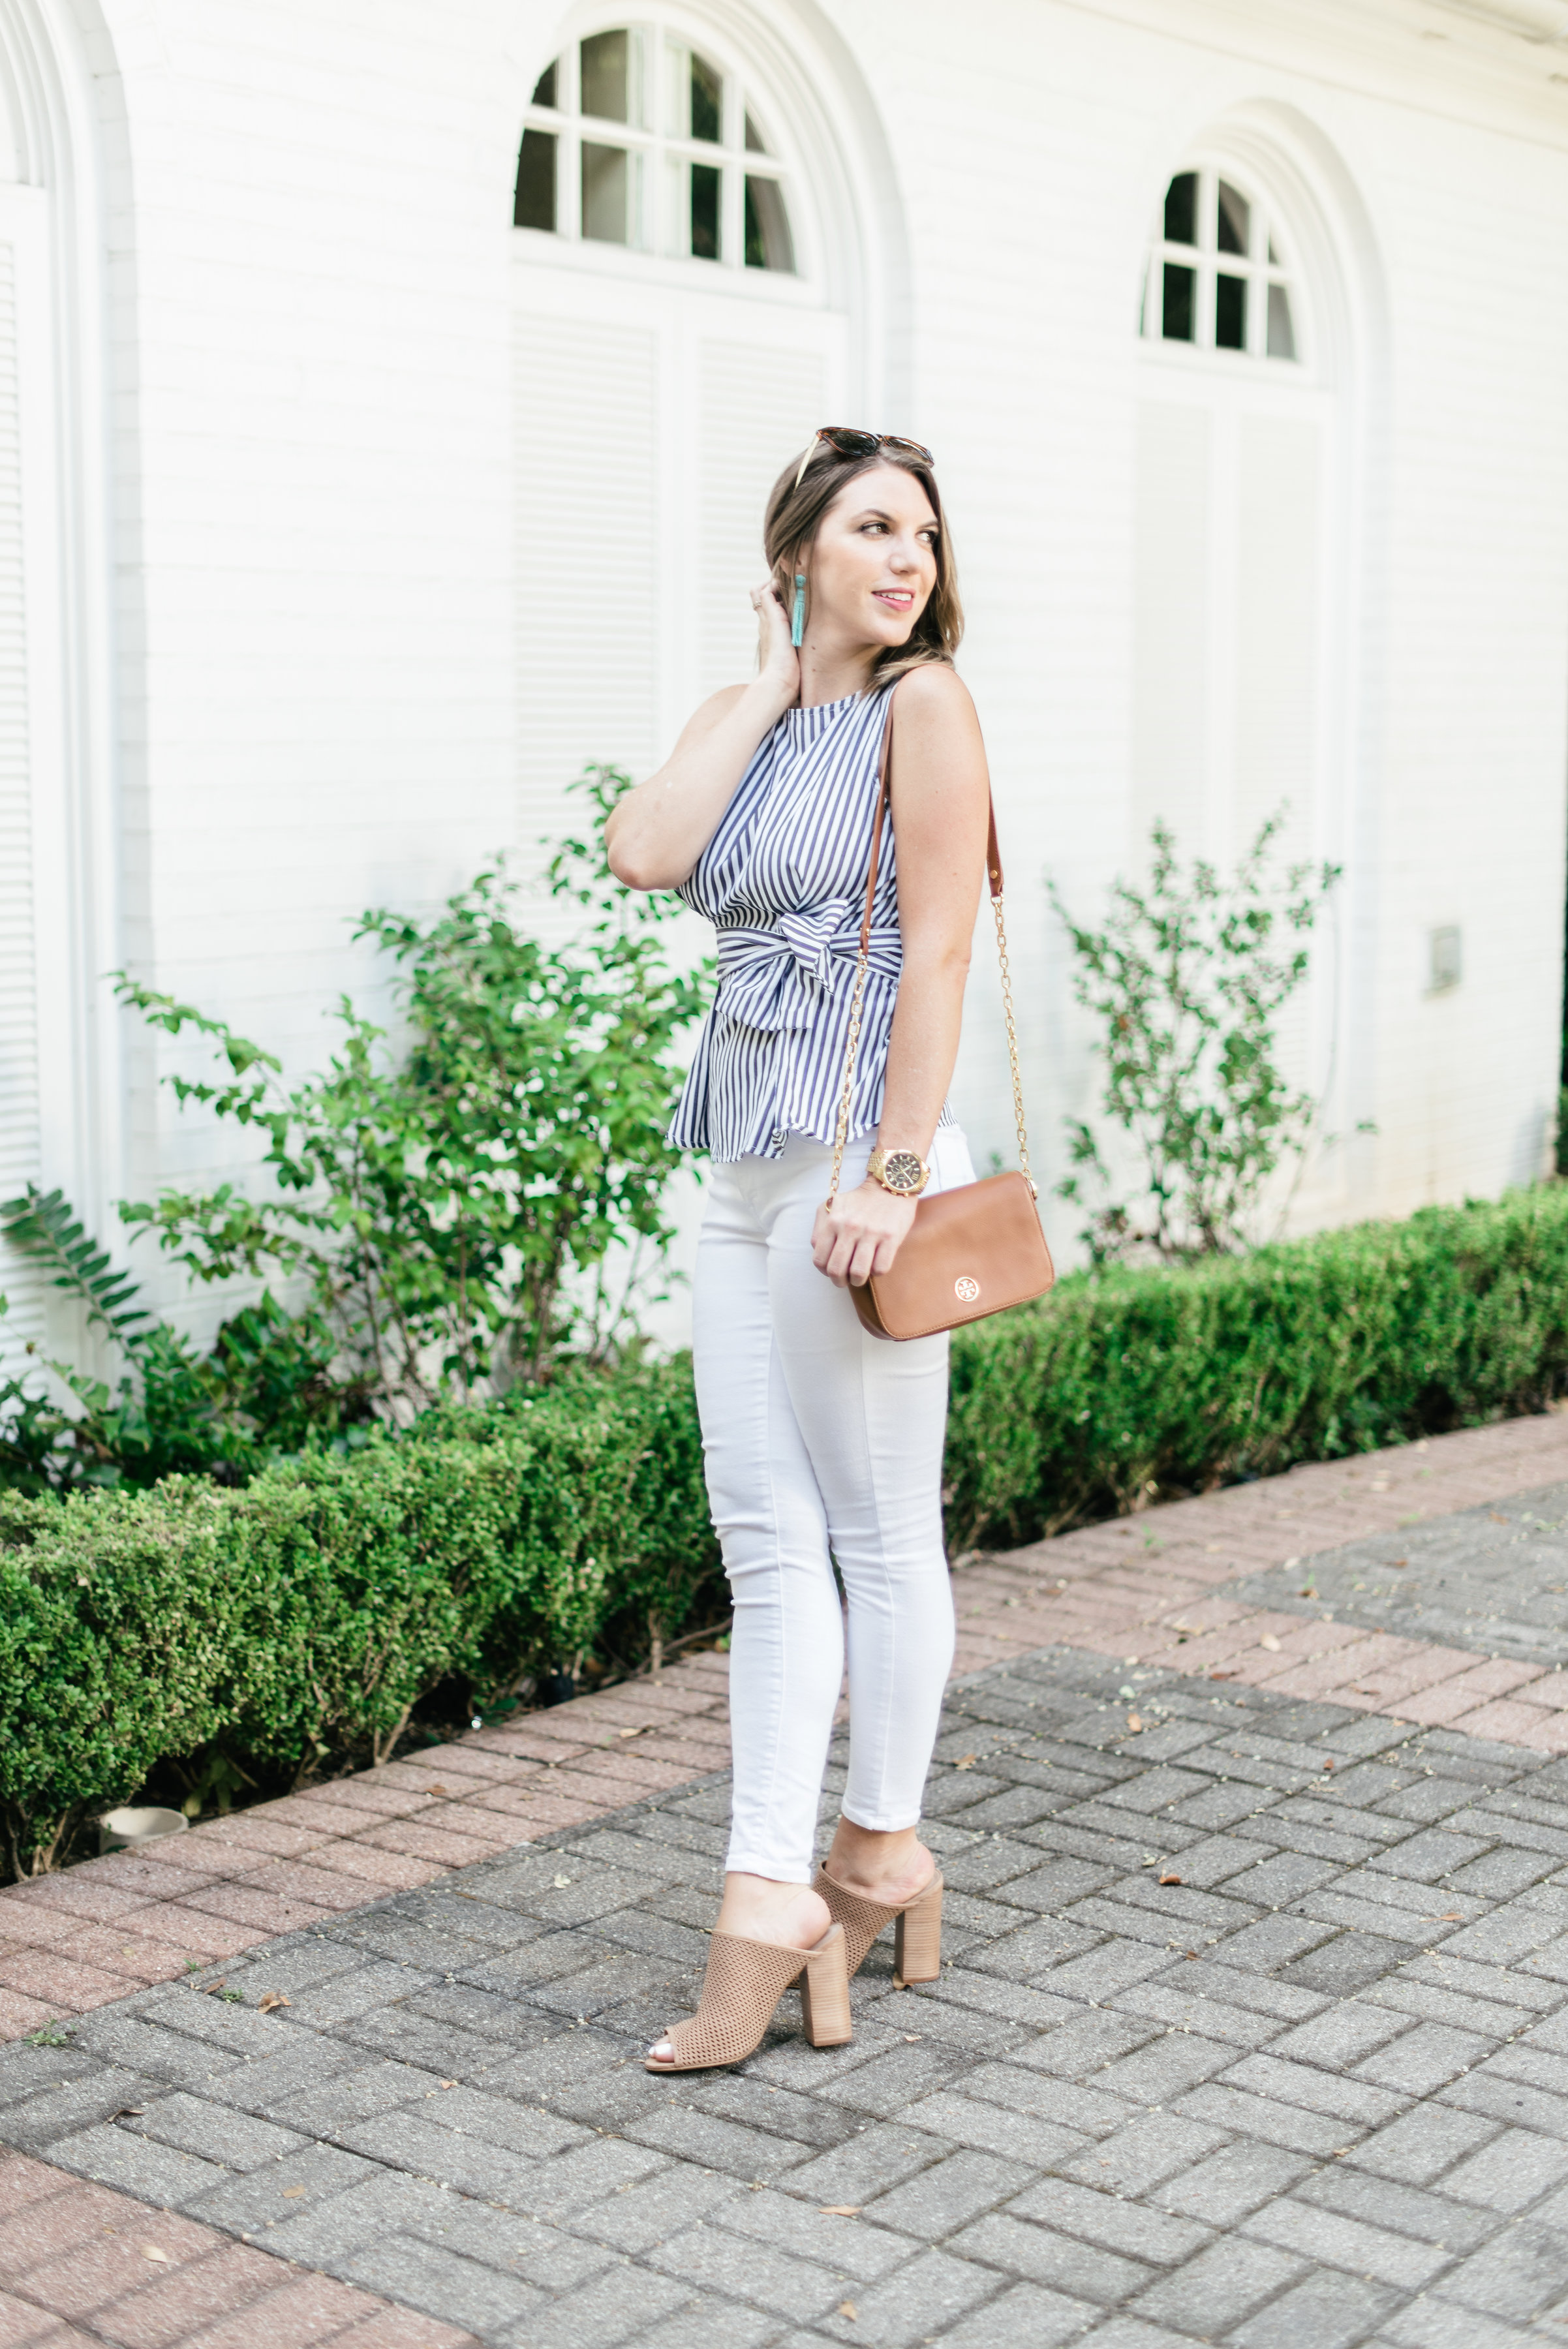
[827,683,1056,1342]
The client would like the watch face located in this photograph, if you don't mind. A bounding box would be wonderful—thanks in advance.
[882,1150,925,1193]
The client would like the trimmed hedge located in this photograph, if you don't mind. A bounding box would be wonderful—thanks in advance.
[945,1185,1568,1547]
[0,1363,716,1878]
[8,1185,1568,1877]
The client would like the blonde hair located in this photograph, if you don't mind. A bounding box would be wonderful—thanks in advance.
[762,440,962,687]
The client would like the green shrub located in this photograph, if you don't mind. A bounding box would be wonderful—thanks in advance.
[0,1482,236,1877]
[10,1186,1568,1881]
[0,1359,717,1877]
[946,1185,1568,1546]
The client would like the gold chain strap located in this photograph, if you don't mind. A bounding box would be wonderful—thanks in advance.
[992,888,1035,1197]
[825,683,1035,1208]
[827,942,871,1206]
[827,880,1036,1207]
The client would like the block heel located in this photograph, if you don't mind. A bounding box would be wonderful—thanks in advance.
[893,1877,943,1984]
[799,1927,853,2046]
[814,1863,945,1982]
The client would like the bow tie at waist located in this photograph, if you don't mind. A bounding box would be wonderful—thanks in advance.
[713,906,902,1036]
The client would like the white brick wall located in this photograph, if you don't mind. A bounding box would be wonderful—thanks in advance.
[21,0,1567,1350]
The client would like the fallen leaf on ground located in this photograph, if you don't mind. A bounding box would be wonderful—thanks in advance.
[425,1785,449,1796]
[1390,1558,1407,1569]
[257,1992,290,2014]
[140,2246,170,2264]
[553,1875,573,1888]
[1184,1950,1199,1960]
[201,1980,227,1995]
[1158,1873,1182,1886]
[1208,1671,1237,1681]
[838,2305,858,2322]
[820,2205,861,2216]
[107,2106,146,2123]
[952,1755,977,1770]
[281,2186,307,2199]
[1126,1714,1143,1734]
[1439,1912,1463,1922]
[618,1727,643,1738]
[439,2079,456,2088]
[1323,1760,1336,1772]
[902,2034,922,2042]
[1259,1633,1282,1652]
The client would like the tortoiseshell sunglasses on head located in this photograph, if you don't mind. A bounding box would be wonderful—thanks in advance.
[793,428,936,491]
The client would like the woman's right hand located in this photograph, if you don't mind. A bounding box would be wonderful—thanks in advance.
[751,577,800,705]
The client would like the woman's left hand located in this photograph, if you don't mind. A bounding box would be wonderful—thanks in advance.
[812,1179,917,1289]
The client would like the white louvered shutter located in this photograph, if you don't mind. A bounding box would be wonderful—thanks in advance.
[1234,412,1323,1101]
[1131,398,1210,860]
[1234,414,1320,866]
[695,339,822,699]
[514,310,661,846]
[0,234,38,1370]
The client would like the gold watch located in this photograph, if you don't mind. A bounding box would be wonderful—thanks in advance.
[866,1146,930,1197]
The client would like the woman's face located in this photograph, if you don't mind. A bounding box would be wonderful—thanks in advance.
[801,462,940,651]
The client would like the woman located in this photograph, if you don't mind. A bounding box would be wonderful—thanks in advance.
[606,427,991,2072]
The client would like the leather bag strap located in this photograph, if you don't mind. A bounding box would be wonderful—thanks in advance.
[827,675,1034,1205]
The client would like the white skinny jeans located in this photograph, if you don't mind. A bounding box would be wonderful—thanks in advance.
[692,1128,974,1883]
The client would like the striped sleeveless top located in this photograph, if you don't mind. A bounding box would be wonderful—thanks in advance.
[669,684,956,1163]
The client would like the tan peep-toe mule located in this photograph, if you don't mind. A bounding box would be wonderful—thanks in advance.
[645,1920,852,2074]
[814,1864,944,1984]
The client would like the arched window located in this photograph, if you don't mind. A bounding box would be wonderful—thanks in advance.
[1143,169,1298,361]
[515,27,794,271]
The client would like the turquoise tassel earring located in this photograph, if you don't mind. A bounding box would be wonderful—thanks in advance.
[790,574,805,647]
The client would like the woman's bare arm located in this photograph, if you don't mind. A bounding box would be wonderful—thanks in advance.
[606,585,797,891]
[812,665,991,1289]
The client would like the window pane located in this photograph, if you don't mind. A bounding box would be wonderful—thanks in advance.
[1267,234,1280,266]
[530,59,557,108]
[691,52,722,144]
[1163,172,1197,247]
[745,174,794,271]
[1217,181,1250,257]
[1216,272,1246,349]
[745,110,767,153]
[581,141,628,241]
[514,129,556,231]
[690,161,720,259]
[581,29,628,122]
[1267,282,1297,360]
[1161,261,1195,342]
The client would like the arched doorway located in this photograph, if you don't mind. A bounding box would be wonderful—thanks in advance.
[1126,119,1372,1223]
[509,6,870,853]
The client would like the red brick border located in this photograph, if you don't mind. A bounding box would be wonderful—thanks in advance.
[0,2151,477,2348]
[947,1407,1568,1751]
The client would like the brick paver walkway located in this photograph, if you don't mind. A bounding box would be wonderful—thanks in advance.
[7,1409,1568,2342]
[7,1646,1568,2344]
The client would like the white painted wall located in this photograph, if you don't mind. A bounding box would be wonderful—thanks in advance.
[4,0,1567,1372]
